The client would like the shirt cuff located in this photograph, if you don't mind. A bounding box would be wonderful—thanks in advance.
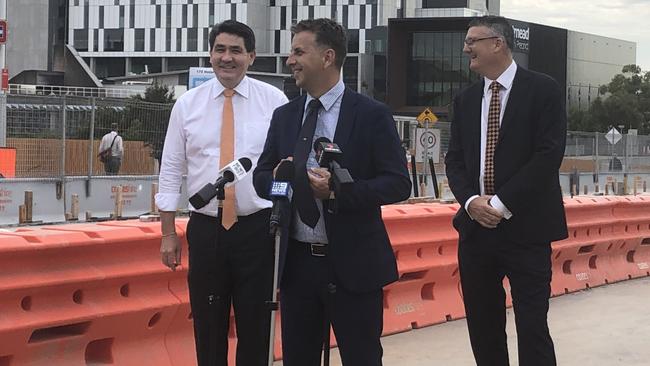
[489,195,513,220]
[155,192,181,212]
[464,195,480,220]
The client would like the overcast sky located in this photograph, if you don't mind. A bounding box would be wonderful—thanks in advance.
[501,0,650,71]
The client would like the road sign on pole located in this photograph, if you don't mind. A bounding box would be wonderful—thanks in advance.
[0,20,7,44]
[416,108,438,125]
[605,127,622,145]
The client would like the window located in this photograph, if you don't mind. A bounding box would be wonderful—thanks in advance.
[135,29,145,52]
[407,32,479,107]
[104,29,124,52]
[187,28,198,52]
[74,29,88,52]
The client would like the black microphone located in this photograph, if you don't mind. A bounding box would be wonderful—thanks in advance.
[189,157,252,209]
[312,137,353,194]
[269,160,294,232]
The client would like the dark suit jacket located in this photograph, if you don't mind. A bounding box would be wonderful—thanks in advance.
[445,66,568,244]
[253,88,411,293]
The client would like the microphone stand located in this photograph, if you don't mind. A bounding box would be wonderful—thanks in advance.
[267,207,283,366]
[206,183,226,366]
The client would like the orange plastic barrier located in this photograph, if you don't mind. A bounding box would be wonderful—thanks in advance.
[2,196,649,364]
[0,147,16,178]
[381,204,464,335]
[611,196,650,279]
[550,196,621,295]
[0,220,190,366]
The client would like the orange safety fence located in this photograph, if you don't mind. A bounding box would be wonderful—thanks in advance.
[1,196,649,365]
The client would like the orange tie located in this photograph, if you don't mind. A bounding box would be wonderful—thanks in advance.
[220,88,237,229]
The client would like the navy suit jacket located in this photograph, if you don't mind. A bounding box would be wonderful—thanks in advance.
[445,66,568,244]
[253,88,411,293]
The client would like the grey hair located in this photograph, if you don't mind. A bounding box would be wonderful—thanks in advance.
[468,16,514,51]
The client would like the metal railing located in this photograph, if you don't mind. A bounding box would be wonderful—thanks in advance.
[8,83,146,99]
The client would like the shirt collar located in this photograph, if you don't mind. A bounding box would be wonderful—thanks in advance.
[483,60,517,95]
[305,78,345,112]
[212,75,250,99]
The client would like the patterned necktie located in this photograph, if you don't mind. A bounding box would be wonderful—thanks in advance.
[220,88,237,229]
[484,81,501,195]
[293,99,322,228]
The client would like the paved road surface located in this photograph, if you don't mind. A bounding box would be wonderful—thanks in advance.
[275,276,650,365]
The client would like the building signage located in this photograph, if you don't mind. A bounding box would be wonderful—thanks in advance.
[511,20,530,54]
[188,67,216,89]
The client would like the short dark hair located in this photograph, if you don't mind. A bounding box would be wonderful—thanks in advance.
[208,20,255,52]
[468,16,514,51]
[291,18,347,69]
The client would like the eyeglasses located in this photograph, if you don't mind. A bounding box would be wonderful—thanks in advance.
[463,36,499,46]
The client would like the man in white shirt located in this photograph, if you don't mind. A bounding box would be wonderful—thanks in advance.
[156,20,288,366]
[98,123,124,175]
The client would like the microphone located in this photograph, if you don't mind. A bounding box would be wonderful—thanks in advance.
[269,160,294,232]
[312,137,353,194]
[189,157,252,209]
[314,137,343,168]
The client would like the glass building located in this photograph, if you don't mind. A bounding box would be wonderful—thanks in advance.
[408,31,479,108]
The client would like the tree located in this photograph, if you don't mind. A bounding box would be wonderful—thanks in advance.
[122,83,176,165]
[568,64,650,134]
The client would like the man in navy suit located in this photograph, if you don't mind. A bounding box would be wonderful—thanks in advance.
[253,18,411,366]
[445,16,568,366]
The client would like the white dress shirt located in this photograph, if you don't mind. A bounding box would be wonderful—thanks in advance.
[155,76,289,217]
[99,131,123,158]
[465,60,517,220]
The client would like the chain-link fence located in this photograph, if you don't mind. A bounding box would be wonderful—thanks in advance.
[393,117,650,177]
[564,131,650,174]
[1,94,172,178]
[2,98,650,179]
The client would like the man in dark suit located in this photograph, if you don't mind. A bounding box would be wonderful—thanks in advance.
[253,18,411,366]
[445,16,568,366]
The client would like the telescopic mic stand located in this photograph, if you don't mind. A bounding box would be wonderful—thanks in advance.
[267,221,282,366]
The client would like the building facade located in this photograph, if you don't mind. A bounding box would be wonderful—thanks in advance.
[62,0,495,95]
[386,17,636,116]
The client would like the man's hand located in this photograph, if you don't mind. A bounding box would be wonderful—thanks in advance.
[273,156,293,178]
[308,167,332,199]
[467,195,503,229]
[160,234,182,271]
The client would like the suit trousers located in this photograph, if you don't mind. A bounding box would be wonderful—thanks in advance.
[280,239,384,366]
[186,209,273,366]
[458,226,556,366]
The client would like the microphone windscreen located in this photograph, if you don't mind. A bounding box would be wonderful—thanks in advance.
[275,160,295,182]
[222,170,235,183]
[313,136,331,153]
[238,157,252,172]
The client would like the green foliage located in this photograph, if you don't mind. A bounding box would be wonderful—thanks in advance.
[122,83,176,163]
[568,65,650,134]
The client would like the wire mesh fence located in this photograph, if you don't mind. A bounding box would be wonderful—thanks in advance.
[393,118,650,178]
[2,94,172,178]
[1,96,649,179]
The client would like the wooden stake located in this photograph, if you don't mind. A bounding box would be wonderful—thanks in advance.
[151,183,159,214]
[71,194,79,220]
[19,205,26,224]
[24,191,33,223]
[114,185,123,219]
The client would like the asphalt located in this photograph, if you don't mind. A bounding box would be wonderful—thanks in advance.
[275,276,650,365]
